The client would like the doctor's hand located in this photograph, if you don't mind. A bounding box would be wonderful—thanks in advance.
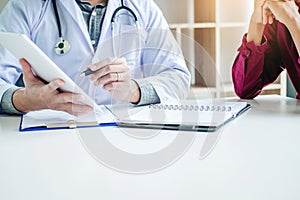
[87,58,141,103]
[12,58,93,116]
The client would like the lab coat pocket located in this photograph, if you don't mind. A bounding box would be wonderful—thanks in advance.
[114,25,147,70]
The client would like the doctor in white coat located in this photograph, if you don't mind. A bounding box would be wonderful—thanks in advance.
[0,0,190,115]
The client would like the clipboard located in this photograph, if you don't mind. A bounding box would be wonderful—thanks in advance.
[19,106,117,132]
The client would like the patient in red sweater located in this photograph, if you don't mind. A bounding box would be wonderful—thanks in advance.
[232,0,300,99]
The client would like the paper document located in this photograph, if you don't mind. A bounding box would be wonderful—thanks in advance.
[19,100,251,132]
[20,106,117,131]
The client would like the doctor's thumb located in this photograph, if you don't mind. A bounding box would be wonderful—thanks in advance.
[19,58,36,81]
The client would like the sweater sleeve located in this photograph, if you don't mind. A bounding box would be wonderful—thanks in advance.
[232,23,283,99]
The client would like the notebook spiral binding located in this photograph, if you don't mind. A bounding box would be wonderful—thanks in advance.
[149,104,232,112]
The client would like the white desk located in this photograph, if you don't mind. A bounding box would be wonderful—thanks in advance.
[0,95,300,200]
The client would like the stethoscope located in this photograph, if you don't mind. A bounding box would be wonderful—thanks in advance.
[52,0,139,56]
[111,0,140,57]
[53,0,71,55]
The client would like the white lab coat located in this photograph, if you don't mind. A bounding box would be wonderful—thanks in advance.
[0,0,190,110]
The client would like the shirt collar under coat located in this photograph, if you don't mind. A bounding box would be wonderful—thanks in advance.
[56,0,120,54]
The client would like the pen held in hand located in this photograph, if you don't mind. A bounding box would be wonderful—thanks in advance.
[79,69,94,77]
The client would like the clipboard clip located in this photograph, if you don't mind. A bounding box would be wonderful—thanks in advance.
[67,120,77,129]
[46,120,77,129]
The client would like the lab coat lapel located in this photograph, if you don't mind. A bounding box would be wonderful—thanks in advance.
[99,0,119,41]
[56,0,120,59]
[58,0,93,53]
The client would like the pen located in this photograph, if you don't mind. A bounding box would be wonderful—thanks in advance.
[79,69,94,77]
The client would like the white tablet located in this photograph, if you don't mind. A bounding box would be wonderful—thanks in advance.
[0,32,101,112]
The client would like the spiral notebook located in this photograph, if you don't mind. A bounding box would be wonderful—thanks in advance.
[116,100,251,132]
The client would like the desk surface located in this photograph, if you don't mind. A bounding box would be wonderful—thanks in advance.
[0,95,300,200]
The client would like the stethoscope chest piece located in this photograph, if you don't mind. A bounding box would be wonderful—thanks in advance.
[55,37,71,55]
[53,0,70,55]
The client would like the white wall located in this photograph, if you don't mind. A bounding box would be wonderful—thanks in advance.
[154,0,192,24]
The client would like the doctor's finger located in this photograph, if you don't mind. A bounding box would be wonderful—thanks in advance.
[88,57,126,71]
[94,71,130,86]
[89,63,130,81]
[103,81,120,91]
[44,79,65,93]
[20,58,38,83]
[50,93,86,104]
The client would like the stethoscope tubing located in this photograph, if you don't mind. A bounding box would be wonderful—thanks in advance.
[52,0,142,75]
[53,0,62,39]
